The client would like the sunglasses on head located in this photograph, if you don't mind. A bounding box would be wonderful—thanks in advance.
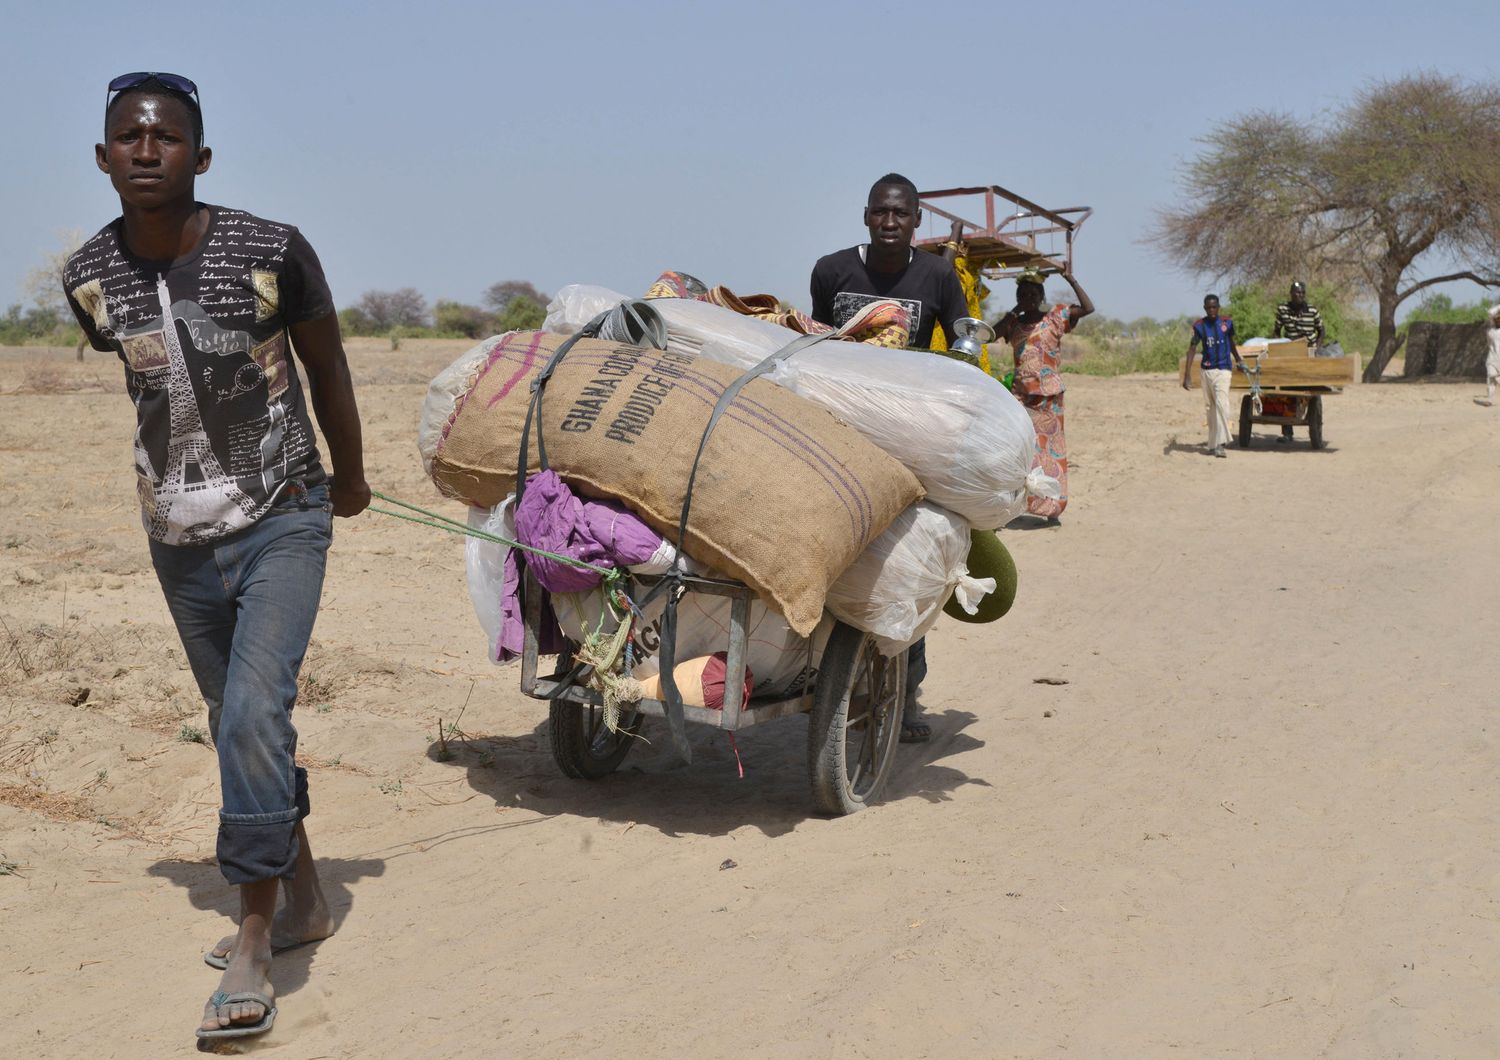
[106,71,200,107]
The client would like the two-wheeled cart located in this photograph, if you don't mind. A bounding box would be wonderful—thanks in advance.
[518,568,906,815]
[1235,385,1336,450]
[1184,340,1360,450]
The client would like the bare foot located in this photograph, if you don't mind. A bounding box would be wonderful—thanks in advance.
[207,898,333,965]
[199,939,274,1034]
[208,820,332,967]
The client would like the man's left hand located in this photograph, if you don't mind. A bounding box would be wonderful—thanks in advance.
[330,478,372,518]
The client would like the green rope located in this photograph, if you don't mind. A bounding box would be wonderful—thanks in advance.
[367,489,620,582]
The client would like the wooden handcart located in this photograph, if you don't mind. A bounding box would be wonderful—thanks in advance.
[1184,340,1360,450]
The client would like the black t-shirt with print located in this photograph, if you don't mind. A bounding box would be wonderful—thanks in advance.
[809,245,968,349]
[63,204,334,546]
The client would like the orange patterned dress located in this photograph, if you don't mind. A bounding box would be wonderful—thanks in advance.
[1005,304,1073,518]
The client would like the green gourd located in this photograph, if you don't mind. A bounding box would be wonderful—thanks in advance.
[943,529,1017,624]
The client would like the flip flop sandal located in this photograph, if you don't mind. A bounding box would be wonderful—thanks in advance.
[203,939,310,970]
[196,990,277,1040]
[900,717,932,744]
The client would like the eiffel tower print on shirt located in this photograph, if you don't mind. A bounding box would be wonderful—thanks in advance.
[147,275,260,544]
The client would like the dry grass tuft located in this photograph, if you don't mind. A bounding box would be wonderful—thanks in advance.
[0,782,149,840]
[299,752,370,775]
[0,725,60,770]
[296,642,404,713]
[0,781,95,824]
[9,363,115,395]
[0,616,101,682]
[299,667,339,710]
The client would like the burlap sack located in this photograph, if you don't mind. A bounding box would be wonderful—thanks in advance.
[431,330,922,634]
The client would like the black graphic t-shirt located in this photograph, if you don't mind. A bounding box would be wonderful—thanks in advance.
[809,245,968,349]
[63,204,334,546]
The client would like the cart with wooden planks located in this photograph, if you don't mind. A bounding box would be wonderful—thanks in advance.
[1183,339,1361,450]
[518,567,906,816]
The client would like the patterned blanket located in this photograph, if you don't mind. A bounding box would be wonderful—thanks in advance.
[644,270,911,348]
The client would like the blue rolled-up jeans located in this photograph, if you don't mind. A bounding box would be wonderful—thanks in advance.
[148,482,332,885]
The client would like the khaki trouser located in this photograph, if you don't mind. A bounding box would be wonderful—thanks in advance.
[1202,368,1232,449]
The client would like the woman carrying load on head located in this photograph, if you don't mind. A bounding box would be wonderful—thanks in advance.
[994,266,1094,524]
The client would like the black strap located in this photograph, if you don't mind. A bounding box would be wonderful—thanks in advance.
[672,329,834,552]
[651,329,838,762]
[511,316,610,632]
[513,314,612,509]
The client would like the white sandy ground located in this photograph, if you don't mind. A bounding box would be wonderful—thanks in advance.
[2,339,1499,1059]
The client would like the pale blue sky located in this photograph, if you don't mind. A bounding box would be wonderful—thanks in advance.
[5,0,1498,322]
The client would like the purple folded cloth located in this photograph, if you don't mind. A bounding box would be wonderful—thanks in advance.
[514,470,666,593]
[491,471,671,661]
[496,543,565,663]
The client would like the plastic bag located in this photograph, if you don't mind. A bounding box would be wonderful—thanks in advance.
[545,285,1045,529]
[543,286,631,336]
[465,499,515,661]
[418,335,507,475]
[825,502,995,655]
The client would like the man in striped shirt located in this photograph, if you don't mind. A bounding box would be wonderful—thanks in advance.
[1273,281,1324,440]
[1274,282,1324,348]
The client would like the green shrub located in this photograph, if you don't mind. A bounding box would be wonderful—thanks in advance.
[338,306,375,337]
[0,304,80,346]
[433,300,495,339]
[1403,293,1492,325]
[1066,317,1192,376]
[493,295,546,333]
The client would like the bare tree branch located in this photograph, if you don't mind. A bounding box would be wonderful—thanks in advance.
[1398,270,1500,303]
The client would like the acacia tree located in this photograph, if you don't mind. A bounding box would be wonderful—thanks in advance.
[483,280,549,313]
[23,229,86,358]
[1151,74,1500,381]
[355,287,429,330]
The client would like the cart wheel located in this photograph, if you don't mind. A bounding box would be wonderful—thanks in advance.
[1238,395,1253,449]
[1308,396,1325,449]
[807,622,905,815]
[549,693,643,780]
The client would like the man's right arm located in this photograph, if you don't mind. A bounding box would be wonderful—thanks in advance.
[289,312,369,519]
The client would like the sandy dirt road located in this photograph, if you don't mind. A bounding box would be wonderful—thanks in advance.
[3,340,1498,1058]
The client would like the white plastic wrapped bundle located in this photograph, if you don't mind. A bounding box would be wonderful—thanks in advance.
[417,335,507,475]
[464,498,516,659]
[544,285,1049,529]
[825,503,995,656]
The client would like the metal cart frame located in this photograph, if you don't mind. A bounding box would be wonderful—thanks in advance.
[914,183,1092,280]
[1238,389,1331,450]
[518,568,906,815]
